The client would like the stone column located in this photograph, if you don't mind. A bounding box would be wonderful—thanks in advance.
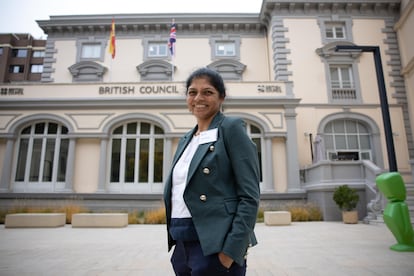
[97,138,108,192]
[63,138,76,192]
[0,138,14,192]
[285,108,303,192]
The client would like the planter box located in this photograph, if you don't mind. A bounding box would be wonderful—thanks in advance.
[342,210,358,224]
[71,213,128,228]
[264,211,291,226]
[5,213,66,228]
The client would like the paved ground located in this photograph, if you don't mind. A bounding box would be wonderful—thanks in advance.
[0,222,413,276]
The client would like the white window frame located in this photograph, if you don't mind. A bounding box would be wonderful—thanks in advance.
[109,121,165,193]
[215,42,236,57]
[329,65,358,101]
[245,122,263,184]
[210,35,241,60]
[81,43,101,59]
[330,65,354,89]
[324,119,372,161]
[13,122,69,192]
[76,38,107,62]
[148,43,168,57]
[325,23,346,39]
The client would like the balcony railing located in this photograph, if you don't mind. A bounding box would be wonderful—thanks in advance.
[332,88,357,101]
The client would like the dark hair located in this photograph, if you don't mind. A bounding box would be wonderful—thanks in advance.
[185,67,226,98]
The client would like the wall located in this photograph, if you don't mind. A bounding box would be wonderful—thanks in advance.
[73,138,100,193]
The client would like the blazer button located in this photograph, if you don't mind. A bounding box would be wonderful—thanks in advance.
[203,167,210,174]
[200,195,207,202]
[209,145,215,152]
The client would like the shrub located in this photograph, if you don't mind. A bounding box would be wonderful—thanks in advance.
[56,204,89,224]
[333,185,359,211]
[256,208,264,223]
[128,210,145,224]
[307,203,324,221]
[287,206,310,221]
[259,202,323,222]
[0,201,88,224]
[144,207,166,224]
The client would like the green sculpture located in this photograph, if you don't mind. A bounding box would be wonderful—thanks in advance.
[376,172,414,251]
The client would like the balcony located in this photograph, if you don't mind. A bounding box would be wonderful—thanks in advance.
[332,88,357,101]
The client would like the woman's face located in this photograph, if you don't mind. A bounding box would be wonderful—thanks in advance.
[186,77,224,123]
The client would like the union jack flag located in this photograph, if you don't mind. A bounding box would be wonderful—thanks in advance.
[168,20,176,56]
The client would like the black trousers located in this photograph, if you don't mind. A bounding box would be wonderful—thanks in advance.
[171,240,246,276]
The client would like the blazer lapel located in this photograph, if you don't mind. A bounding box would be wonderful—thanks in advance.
[171,126,198,167]
[165,128,196,196]
[186,112,225,186]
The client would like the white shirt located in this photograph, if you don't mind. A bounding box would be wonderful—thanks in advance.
[171,135,200,218]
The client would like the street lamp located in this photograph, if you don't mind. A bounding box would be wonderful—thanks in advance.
[335,45,397,172]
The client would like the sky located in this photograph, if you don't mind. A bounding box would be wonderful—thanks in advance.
[0,0,263,39]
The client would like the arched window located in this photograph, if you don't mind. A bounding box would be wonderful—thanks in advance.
[245,122,263,182]
[109,121,165,191]
[324,119,372,161]
[15,122,69,186]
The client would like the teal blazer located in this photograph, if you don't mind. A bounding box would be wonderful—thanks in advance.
[164,112,260,265]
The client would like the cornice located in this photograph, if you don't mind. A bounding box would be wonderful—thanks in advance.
[394,0,414,30]
[37,13,265,37]
[36,1,402,37]
[260,0,401,24]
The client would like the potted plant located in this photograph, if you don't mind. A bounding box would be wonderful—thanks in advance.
[333,185,360,224]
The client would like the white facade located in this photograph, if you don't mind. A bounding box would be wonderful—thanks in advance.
[0,0,412,220]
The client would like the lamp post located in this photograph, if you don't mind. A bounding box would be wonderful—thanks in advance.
[335,45,397,172]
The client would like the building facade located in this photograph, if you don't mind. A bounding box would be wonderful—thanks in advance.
[0,0,413,221]
[0,34,45,83]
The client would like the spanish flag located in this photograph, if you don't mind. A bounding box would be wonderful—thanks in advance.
[109,19,116,59]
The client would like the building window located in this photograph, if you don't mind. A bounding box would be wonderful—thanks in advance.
[15,122,69,184]
[12,49,28,57]
[318,18,352,43]
[0,48,3,55]
[324,119,372,161]
[9,65,24,73]
[316,42,362,103]
[215,42,236,57]
[110,122,165,191]
[32,50,45,58]
[245,122,263,182]
[143,37,170,60]
[81,43,101,59]
[31,64,43,73]
[76,38,107,62]
[148,43,168,57]
[210,35,241,60]
[325,23,345,39]
[329,65,356,101]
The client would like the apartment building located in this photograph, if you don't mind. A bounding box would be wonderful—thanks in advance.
[0,33,46,83]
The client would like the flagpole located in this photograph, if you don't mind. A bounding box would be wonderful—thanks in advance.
[110,56,113,82]
[168,19,176,82]
[171,54,174,82]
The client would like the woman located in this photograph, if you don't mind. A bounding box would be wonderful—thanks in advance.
[164,67,260,275]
